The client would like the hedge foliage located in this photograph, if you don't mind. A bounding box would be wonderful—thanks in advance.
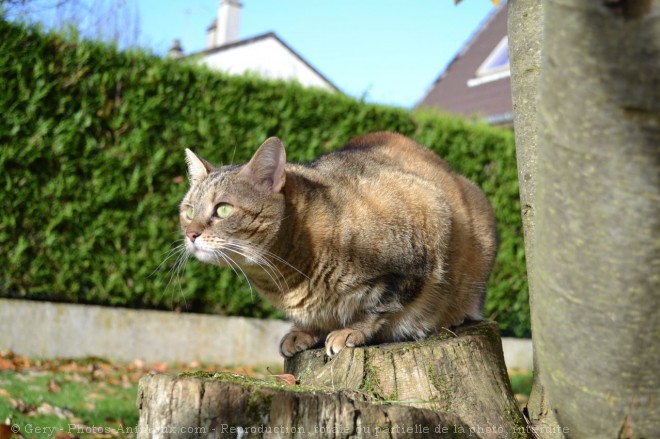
[0,19,530,336]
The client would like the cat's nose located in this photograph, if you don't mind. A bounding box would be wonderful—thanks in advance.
[186,230,201,242]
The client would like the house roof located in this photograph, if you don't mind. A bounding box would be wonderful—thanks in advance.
[191,32,341,93]
[416,4,512,123]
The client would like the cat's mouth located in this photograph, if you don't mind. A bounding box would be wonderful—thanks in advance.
[185,240,221,265]
[186,238,244,268]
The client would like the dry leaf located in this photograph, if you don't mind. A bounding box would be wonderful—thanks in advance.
[57,362,80,373]
[0,358,15,372]
[150,362,168,373]
[0,424,14,439]
[131,359,145,370]
[36,402,74,420]
[12,399,37,414]
[47,379,61,393]
[266,367,296,386]
[0,389,11,399]
[272,374,296,385]
[12,356,31,370]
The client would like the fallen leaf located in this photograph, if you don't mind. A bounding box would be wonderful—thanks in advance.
[131,359,145,371]
[58,362,81,373]
[11,399,37,414]
[235,366,257,376]
[272,373,296,385]
[91,364,107,381]
[12,356,31,370]
[47,379,61,393]
[0,358,15,372]
[266,367,296,386]
[0,424,14,439]
[36,402,74,419]
[150,362,168,373]
[0,389,11,399]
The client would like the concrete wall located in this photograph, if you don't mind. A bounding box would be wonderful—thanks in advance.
[0,299,532,369]
[0,299,290,367]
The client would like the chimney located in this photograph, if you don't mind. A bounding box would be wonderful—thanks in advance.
[167,39,183,58]
[213,0,241,48]
[206,21,217,50]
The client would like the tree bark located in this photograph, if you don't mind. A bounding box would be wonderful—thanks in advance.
[532,0,660,437]
[137,321,532,438]
[508,2,564,438]
[137,373,475,438]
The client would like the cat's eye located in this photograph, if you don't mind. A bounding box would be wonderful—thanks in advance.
[184,206,194,220]
[216,203,233,219]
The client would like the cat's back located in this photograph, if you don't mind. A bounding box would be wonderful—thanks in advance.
[295,132,497,266]
[307,132,452,183]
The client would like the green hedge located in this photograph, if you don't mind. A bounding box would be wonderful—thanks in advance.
[0,19,530,337]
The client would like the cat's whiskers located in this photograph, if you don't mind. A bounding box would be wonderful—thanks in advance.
[222,242,288,294]
[252,247,309,280]
[225,234,308,281]
[151,240,187,277]
[160,244,191,309]
[211,248,256,299]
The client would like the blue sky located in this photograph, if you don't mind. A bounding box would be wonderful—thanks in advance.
[140,0,497,108]
[10,0,498,108]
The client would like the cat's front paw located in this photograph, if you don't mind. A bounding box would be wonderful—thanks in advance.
[325,328,367,357]
[279,330,320,358]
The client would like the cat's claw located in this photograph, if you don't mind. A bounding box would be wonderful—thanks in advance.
[325,328,367,357]
[279,330,319,357]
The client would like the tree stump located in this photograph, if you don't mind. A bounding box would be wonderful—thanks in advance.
[137,320,531,438]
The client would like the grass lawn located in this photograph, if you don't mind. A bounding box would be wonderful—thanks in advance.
[0,353,269,439]
[508,367,533,407]
[0,352,533,438]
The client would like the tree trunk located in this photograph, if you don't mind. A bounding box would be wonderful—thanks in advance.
[531,0,660,437]
[508,2,564,438]
[286,320,529,438]
[137,373,475,438]
[137,321,532,439]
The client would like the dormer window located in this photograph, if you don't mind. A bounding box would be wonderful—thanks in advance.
[467,36,510,87]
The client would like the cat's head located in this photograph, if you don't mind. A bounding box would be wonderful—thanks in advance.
[180,137,287,267]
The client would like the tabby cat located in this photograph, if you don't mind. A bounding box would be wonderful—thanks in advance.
[180,132,497,357]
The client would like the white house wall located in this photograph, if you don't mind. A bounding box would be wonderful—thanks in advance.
[200,37,333,91]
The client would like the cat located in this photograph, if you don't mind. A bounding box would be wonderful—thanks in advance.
[180,132,498,358]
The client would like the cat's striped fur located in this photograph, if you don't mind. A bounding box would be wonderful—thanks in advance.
[180,132,497,357]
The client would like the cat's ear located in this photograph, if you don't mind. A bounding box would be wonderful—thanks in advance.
[185,149,213,184]
[239,137,286,193]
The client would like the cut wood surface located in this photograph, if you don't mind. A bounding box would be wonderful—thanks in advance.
[137,320,531,438]
[286,320,529,438]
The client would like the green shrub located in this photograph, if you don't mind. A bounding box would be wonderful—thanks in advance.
[0,19,530,336]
